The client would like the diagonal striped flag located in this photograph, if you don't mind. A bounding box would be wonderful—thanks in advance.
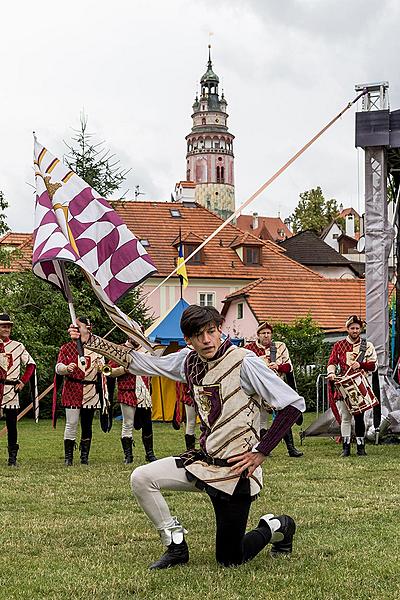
[32,138,159,351]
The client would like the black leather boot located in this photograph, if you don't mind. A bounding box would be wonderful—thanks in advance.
[64,439,75,466]
[269,515,296,557]
[341,442,351,457]
[283,429,303,457]
[79,438,91,465]
[149,540,189,569]
[142,433,157,462]
[7,443,19,467]
[356,441,367,456]
[184,434,196,450]
[121,437,134,464]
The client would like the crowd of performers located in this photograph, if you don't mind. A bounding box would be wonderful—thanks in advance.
[0,306,379,568]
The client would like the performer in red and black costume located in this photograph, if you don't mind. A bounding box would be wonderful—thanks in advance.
[55,317,105,466]
[0,313,36,466]
[71,305,306,569]
[175,381,197,450]
[107,338,157,464]
[327,315,377,457]
[245,321,303,458]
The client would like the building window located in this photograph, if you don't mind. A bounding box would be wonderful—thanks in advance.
[244,246,261,265]
[170,209,182,218]
[185,243,203,265]
[199,292,215,307]
[140,239,150,247]
[237,303,244,319]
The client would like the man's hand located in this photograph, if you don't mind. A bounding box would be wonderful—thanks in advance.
[327,373,336,381]
[14,381,24,392]
[349,361,361,371]
[68,324,80,340]
[66,363,77,374]
[227,450,265,477]
[268,362,279,372]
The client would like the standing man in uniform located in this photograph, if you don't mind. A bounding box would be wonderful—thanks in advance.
[71,305,306,569]
[0,313,36,466]
[327,315,377,457]
[55,316,105,466]
[245,322,303,458]
[107,338,157,464]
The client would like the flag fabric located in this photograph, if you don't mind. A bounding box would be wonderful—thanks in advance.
[176,241,188,289]
[32,139,159,351]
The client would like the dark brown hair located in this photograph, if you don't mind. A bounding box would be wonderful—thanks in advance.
[180,305,224,338]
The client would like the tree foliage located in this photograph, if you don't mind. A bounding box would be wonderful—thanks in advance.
[0,190,11,267]
[0,270,153,415]
[64,113,130,198]
[290,186,340,235]
[272,315,329,411]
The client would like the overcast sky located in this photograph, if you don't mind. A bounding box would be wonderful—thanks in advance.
[1,0,399,232]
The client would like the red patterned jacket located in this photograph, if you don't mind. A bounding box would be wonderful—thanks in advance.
[56,342,103,408]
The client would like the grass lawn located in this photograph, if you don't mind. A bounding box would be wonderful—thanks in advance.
[0,415,399,600]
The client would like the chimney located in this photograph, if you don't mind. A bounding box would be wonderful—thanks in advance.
[346,214,355,238]
[252,212,259,230]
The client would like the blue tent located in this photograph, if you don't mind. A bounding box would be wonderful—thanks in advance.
[147,298,189,346]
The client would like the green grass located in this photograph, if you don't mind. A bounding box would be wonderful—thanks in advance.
[0,416,399,600]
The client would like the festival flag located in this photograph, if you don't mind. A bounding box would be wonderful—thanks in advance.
[32,138,158,350]
[176,230,188,290]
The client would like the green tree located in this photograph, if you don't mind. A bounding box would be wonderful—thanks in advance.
[64,113,130,198]
[290,186,340,235]
[272,315,329,411]
[0,190,11,267]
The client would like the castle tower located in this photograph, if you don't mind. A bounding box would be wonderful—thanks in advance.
[185,46,235,220]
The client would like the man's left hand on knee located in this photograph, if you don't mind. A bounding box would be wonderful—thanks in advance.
[228,451,265,476]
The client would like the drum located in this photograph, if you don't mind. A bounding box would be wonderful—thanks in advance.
[335,371,379,415]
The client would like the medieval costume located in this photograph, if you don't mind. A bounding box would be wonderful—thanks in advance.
[327,315,377,457]
[55,328,105,466]
[80,304,306,569]
[0,314,36,466]
[245,321,303,457]
[107,358,157,463]
[175,381,197,450]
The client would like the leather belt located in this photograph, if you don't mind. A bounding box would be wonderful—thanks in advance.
[201,453,230,467]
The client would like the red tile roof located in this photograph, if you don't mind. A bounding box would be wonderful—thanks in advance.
[113,201,322,281]
[222,276,371,332]
[0,232,33,273]
[236,215,292,242]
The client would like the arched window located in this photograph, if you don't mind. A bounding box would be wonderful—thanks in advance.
[216,166,221,183]
[202,118,206,125]
[221,166,225,183]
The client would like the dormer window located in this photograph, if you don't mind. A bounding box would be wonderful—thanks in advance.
[185,243,203,265]
[244,246,261,266]
[170,209,182,218]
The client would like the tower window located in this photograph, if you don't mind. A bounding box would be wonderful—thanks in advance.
[216,166,221,183]
[202,118,206,125]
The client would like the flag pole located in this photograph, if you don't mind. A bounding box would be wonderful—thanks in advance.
[179,227,183,300]
[59,262,86,367]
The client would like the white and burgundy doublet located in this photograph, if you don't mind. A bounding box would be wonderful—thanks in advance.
[0,342,7,405]
[182,343,262,497]
[108,359,151,409]
[1,339,36,409]
[56,342,104,409]
[245,340,292,378]
[327,336,377,401]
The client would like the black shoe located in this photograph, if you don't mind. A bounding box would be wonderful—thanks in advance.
[7,444,19,467]
[356,443,367,456]
[283,429,303,457]
[79,438,91,465]
[270,515,296,558]
[341,442,351,458]
[64,439,75,466]
[142,433,157,462]
[184,434,196,451]
[149,540,189,570]
[121,437,134,464]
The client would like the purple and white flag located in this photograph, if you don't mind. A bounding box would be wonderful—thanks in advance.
[33,139,158,349]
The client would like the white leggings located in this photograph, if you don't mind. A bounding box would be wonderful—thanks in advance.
[64,408,81,440]
[337,401,352,438]
[130,456,199,541]
[121,403,136,438]
[185,404,196,435]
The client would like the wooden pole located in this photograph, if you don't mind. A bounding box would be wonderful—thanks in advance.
[0,383,54,438]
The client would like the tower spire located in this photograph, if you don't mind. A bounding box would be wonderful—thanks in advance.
[208,44,212,68]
